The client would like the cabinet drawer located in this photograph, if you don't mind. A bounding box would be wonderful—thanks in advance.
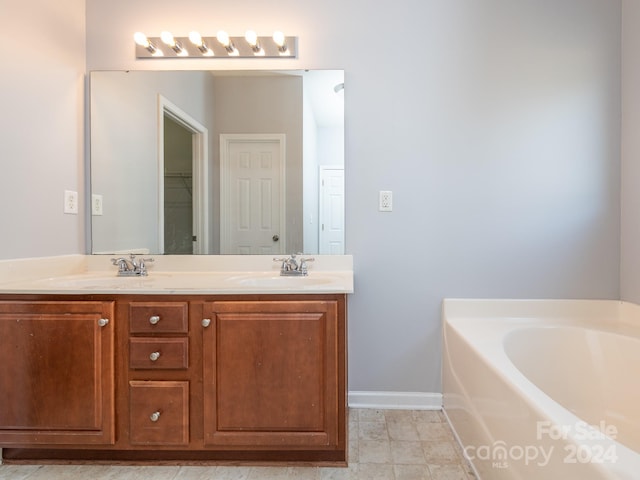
[129,338,188,370]
[129,302,188,333]
[129,381,189,446]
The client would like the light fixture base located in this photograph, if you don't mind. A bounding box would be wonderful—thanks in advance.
[135,35,297,59]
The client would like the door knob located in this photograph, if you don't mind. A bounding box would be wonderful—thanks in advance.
[272,234,280,242]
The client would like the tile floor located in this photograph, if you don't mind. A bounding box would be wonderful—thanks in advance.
[0,409,476,480]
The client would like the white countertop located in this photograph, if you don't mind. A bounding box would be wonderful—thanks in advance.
[0,255,354,295]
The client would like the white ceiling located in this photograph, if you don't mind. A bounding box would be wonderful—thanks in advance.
[303,69,344,128]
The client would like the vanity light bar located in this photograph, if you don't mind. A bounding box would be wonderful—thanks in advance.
[134,31,297,59]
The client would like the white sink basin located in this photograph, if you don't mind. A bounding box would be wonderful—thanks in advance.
[227,274,335,288]
[26,271,192,289]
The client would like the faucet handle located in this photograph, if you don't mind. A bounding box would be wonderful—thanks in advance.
[273,257,288,272]
[138,257,154,275]
[111,257,129,272]
[298,256,315,271]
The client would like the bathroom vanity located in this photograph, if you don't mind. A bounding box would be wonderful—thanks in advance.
[0,255,352,465]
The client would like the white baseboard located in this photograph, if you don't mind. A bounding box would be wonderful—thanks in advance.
[348,391,442,410]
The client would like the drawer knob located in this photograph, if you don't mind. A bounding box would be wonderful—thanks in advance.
[149,351,161,362]
[149,411,161,422]
[149,315,161,325]
[98,318,109,327]
[202,318,211,328]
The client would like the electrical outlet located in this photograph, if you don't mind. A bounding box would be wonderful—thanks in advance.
[379,190,393,212]
[64,190,78,214]
[92,194,103,216]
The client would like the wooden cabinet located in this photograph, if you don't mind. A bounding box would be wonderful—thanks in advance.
[0,301,115,446]
[125,301,192,448]
[0,294,346,465]
[203,300,342,450]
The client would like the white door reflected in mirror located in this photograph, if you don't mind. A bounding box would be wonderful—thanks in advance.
[220,134,286,255]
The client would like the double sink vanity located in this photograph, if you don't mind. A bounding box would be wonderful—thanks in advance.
[0,254,353,465]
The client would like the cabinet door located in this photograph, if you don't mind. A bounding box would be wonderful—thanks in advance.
[0,301,115,445]
[202,300,341,448]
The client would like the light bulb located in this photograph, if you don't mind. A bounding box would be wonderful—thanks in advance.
[134,32,159,55]
[245,30,258,47]
[216,30,238,55]
[189,31,203,46]
[272,31,285,47]
[159,31,184,55]
[160,31,176,47]
[244,30,264,55]
[189,31,213,56]
[216,30,230,46]
[134,32,150,48]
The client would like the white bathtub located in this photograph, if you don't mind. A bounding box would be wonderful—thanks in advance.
[442,299,640,480]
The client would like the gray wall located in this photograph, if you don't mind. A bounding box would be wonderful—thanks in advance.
[90,71,216,254]
[211,75,304,253]
[303,87,320,254]
[621,1,640,303]
[0,0,627,398]
[0,0,86,258]
[84,0,622,395]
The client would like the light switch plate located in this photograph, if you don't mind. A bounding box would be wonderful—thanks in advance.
[92,194,103,216]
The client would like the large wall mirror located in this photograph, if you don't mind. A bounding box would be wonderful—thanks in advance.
[89,69,344,255]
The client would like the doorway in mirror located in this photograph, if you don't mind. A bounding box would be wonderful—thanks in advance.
[319,167,345,254]
[159,95,209,255]
[163,114,193,254]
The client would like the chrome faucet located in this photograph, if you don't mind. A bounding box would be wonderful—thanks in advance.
[111,254,154,276]
[273,253,315,276]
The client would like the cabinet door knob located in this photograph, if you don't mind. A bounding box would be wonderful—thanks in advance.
[98,318,109,327]
[202,318,211,328]
[149,351,161,362]
[149,411,161,422]
[149,315,160,325]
